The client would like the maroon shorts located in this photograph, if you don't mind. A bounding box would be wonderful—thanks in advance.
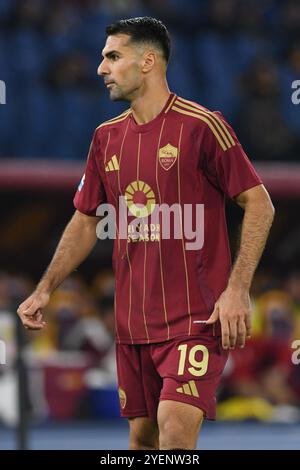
[116,333,229,421]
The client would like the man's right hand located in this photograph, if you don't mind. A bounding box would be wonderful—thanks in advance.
[17,291,50,330]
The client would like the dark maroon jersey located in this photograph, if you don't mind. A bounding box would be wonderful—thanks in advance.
[74,93,262,344]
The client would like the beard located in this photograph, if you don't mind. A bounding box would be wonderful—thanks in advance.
[108,80,141,102]
[108,84,126,102]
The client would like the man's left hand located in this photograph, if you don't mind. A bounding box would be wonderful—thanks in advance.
[205,286,252,349]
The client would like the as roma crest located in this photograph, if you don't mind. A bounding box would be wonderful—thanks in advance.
[159,143,178,170]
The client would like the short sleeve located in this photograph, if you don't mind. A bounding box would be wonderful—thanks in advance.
[199,111,262,198]
[73,130,107,215]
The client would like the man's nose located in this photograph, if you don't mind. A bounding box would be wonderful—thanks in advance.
[97,59,108,76]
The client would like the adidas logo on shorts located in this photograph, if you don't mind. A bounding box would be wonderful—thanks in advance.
[176,380,199,397]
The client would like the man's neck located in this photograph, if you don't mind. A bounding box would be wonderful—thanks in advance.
[130,85,171,125]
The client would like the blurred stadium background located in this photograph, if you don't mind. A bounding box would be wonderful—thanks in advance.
[0,0,300,450]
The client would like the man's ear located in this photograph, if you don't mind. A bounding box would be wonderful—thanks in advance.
[142,51,155,73]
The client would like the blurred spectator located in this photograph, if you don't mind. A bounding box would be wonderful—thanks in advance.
[252,289,299,341]
[219,336,299,422]
[218,288,300,422]
[285,271,300,317]
[91,269,115,303]
[280,0,300,42]
[29,276,112,361]
[209,0,238,33]
[47,52,96,90]
[7,0,46,31]
[102,0,141,15]
[237,58,298,161]
[0,272,33,426]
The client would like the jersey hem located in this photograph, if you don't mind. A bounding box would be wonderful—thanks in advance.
[115,330,219,345]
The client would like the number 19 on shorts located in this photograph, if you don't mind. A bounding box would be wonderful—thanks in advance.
[177,344,209,377]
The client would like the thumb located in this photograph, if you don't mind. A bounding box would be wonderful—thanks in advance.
[18,299,40,317]
[23,300,40,317]
[17,298,33,315]
[205,304,219,324]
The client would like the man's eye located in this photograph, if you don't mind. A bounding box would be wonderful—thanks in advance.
[111,55,119,61]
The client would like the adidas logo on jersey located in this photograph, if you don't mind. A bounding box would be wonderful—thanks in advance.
[105,155,119,172]
[176,380,199,397]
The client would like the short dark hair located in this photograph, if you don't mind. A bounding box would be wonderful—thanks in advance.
[106,17,171,64]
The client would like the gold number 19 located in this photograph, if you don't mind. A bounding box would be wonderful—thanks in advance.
[177,344,209,377]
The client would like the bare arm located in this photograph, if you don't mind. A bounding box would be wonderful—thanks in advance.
[36,210,100,293]
[17,210,101,330]
[229,184,275,289]
[206,184,275,349]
